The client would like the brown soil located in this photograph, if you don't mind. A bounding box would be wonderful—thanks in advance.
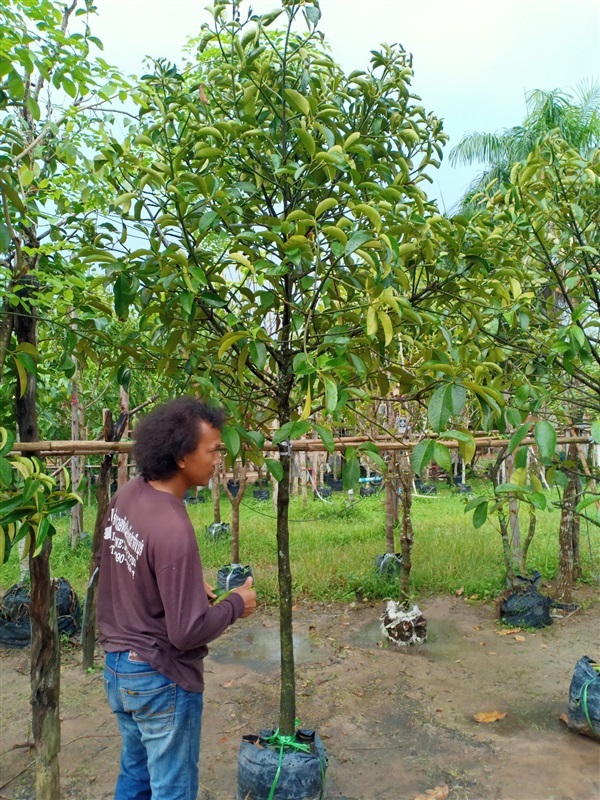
[1,590,599,800]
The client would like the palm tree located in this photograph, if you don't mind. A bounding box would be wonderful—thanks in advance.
[449,81,600,204]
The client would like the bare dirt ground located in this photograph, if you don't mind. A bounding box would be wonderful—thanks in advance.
[1,589,599,800]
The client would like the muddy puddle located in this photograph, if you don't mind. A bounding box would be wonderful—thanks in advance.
[210,622,318,669]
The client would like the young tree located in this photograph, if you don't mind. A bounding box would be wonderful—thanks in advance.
[0,1,128,793]
[94,0,491,735]
[459,134,599,591]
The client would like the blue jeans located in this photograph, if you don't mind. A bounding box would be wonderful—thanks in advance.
[104,651,204,800]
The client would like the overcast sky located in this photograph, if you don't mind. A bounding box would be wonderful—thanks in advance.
[91,0,600,210]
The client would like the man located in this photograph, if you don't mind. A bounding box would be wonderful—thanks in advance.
[97,397,257,800]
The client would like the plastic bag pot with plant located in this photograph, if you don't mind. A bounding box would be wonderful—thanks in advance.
[237,728,327,800]
[375,552,403,578]
[567,656,600,740]
[217,563,254,594]
[0,578,81,648]
[205,522,231,540]
[380,602,427,646]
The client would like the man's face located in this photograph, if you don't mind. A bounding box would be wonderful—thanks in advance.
[178,421,222,488]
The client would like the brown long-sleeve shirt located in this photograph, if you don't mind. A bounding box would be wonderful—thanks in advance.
[97,476,244,692]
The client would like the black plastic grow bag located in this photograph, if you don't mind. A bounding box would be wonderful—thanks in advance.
[217,563,254,593]
[237,728,327,800]
[499,590,553,628]
[0,578,81,648]
[375,552,403,577]
[567,656,600,740]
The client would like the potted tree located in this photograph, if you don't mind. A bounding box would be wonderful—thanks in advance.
[97,0,476,794]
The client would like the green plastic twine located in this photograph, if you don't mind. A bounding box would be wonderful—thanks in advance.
[264,727,326,800]
[579,674,600,736]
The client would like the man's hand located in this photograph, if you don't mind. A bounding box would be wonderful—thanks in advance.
[204,581,217,602]
[232,576,257,618]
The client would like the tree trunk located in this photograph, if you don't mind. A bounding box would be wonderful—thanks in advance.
[521,504,537,574]
[81,410,114,671]
[384,473,396,554]
[397,463,413,610]
[557,443,579,602]
[223,460,247,564]
[15,285,61,797]
[117,386,129,487]
[29,541,61,800]
[504,453,521,564]
[277,437,295,736]
[81,451,112,670]
[300,450,307,509]
[211,464,222,524]
[498,509,518,589]
[70,359,83,549]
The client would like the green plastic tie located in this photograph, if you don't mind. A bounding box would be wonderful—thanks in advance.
[579,674,600,736]
[263,726,326,800]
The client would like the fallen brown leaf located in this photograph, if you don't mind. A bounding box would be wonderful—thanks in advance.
[413,785,450,800]
[218,737,227,743]
[474,625,481,630]
[222,679,234,688]
[514,635,526,642]
[456,586,465,596]
[559,713,569,726]
[473,710,508,723]
[498,627,521,636]
[469,594,479,600]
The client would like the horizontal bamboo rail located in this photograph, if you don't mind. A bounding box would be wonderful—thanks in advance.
[9,434,592,457]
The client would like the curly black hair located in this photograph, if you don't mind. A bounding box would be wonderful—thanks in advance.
[132,397,226,481]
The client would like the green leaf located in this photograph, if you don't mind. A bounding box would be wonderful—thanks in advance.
[472,502,488,528]
[323,375,338,413]
[283,88,310,117]
[342,456,360,490]
[508,422,533,454]
[0,222,11,254]
[33,517,55,558]
[505,408,523,427]
[0,429,15,458]
[590,420,600,444]
[344,231,373,255]
[357,441,386,471]
[495,483,528,494]
[272,420,310,445]
[576,494,599,513]
[433,442,452,474]
[464,495,488,513]
[438,430,474,445]
[411,439,435,475]
[534,421,557,460]
[314,198,337,218]
[46,498,79,515]
[530,492,547,510]
[221,426,241,460]
[265,458,283,482]
[313,424,335,453]
[0,457,12,488]
[514,446,528,470]
[428,384,466,432]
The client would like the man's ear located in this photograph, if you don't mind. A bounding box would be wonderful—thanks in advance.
[176,457,186,469]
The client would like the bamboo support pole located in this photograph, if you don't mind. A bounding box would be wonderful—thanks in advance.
[9,434,592,457]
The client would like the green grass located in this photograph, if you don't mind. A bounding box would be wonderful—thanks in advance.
[1,485,598,604]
